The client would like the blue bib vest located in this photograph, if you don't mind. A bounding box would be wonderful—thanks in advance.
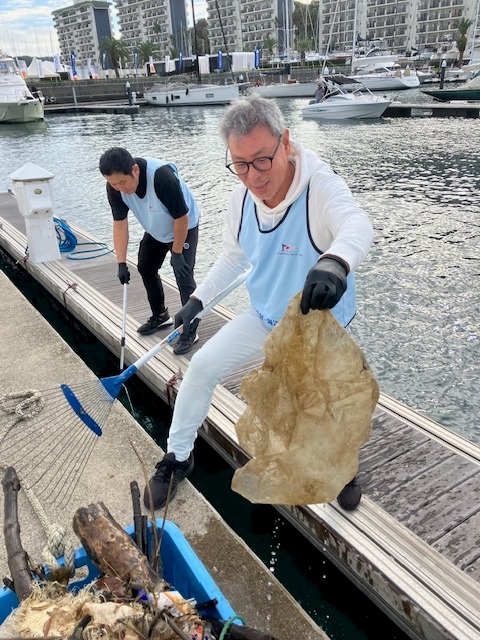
[237,185,356,329]
[121,157,199,243]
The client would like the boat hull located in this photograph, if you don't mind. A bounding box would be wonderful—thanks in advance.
[301,96,391,120]
[351,75,420,91]
[144,83,239,106]
[249,82,318,98]
[0,99,44,123]
[421,88,480,102]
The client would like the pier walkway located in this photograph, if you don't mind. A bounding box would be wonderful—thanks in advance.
[1,191,480,640]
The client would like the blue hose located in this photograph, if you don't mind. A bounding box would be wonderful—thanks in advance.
[54,217,113,260]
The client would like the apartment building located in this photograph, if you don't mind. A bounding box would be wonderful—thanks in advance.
[52,0,113,67]
[115,0,189,58]
[317,0,478,57]
[206,0,284,53]
[206,0,478,60]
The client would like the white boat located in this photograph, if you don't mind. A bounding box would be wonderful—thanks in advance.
[0,53,45,123]
[301,79,392,120]
[248,79,318,98]
[144,81,239,106]
[351,47,400,70]
[347,64,420,90]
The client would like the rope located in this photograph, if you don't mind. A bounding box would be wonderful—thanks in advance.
[54,217,113,261]
[166,370,183,410]
[0,390,76,577]
[218,615,247,640]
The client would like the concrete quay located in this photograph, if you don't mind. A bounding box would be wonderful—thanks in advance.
[0,270,328,640]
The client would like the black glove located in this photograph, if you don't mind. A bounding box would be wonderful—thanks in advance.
[300,257,347,315]
[117,262,130,285]
[174,298,203,335]
[170,251,190,279]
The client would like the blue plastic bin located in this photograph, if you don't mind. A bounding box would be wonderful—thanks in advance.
[0,518,235,624]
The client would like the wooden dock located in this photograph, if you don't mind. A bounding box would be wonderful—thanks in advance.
[1,191,480,640]
[384,101,480,118]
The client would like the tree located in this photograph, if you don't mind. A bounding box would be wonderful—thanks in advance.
[455,17,474,66]
[263,35,278,59]
[98,36,131,78]
[190,18,210,55]
[153,21,162,45]
[138,41,158,65]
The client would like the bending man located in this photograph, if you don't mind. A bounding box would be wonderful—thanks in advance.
[99,147,201,355]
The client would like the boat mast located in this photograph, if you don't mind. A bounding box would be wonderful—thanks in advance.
[214,0,236,83]
[190,0,201,84]
[351,0,359,74]
[468,0,480,63]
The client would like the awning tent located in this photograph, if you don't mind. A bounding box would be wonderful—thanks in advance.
[26,58,60,79]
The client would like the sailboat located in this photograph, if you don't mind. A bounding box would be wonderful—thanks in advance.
[144,0,239,107]
[249,0,318,98]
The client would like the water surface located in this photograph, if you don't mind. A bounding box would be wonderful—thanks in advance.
[0,97,478,441]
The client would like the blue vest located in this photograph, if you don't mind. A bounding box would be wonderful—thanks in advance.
[237,185,356,329]
[121,157,199,243]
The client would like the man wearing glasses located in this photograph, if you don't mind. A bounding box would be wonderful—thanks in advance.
[144,96,374,512]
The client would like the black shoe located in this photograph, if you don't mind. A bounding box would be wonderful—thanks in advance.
[173,332,199,355]
[137,310,173,335]
[144,452,194,510]
[336,477,361,511]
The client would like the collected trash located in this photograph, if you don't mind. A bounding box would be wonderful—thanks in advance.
[232,293,379,505]
[0,468,279,640]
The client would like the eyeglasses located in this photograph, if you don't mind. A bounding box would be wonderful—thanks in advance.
[225,136,283,176]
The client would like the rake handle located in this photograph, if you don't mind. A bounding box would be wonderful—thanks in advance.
[117,270,249,388]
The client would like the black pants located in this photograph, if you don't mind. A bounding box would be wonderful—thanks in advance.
[137,226,198,317]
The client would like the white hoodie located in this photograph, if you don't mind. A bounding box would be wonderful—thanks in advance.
[194,139,374,307]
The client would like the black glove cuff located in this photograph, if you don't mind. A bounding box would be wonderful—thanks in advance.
[319,255,349,275]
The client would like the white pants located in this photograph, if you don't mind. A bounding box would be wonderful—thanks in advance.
[167,307,270,461]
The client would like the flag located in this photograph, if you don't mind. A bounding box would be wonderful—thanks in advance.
[17,59,28,78]
[179,51,183,70]
[70,51,78,80]
[133,50,139,72]
[38,59,44,79]
[87,58,100,79]
[254,47,261,69]
[218,49,223,71]
[149,56,155,74]
[53,54,62,72]
[102,51,107,70]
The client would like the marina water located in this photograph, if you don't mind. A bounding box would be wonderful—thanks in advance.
[0,90,478,637]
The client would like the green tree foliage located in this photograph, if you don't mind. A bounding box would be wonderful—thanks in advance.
[138,41,158,65]
[98,36,131,78]
[190,18,210,55]
[455,17,474,66]
[263,35,278,58]
[293,0,319,46]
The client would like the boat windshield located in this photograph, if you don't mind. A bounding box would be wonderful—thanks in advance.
[0,60,17,75]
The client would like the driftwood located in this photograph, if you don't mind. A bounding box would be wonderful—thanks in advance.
[2,466,32,601]
[72,502,165,593]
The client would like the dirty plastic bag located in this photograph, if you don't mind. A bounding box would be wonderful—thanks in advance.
[232,293,379,505]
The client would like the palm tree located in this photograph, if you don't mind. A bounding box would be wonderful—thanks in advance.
[264,35,278,60]
[455,17,474,66]
[98,36,131,78]
[138,41,158,66]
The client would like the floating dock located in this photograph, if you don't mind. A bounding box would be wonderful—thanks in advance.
[1,191,479,640]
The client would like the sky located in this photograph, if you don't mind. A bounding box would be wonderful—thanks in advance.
[0,0,208,59]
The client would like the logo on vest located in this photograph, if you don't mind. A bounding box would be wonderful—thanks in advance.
[279,243,300,256]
